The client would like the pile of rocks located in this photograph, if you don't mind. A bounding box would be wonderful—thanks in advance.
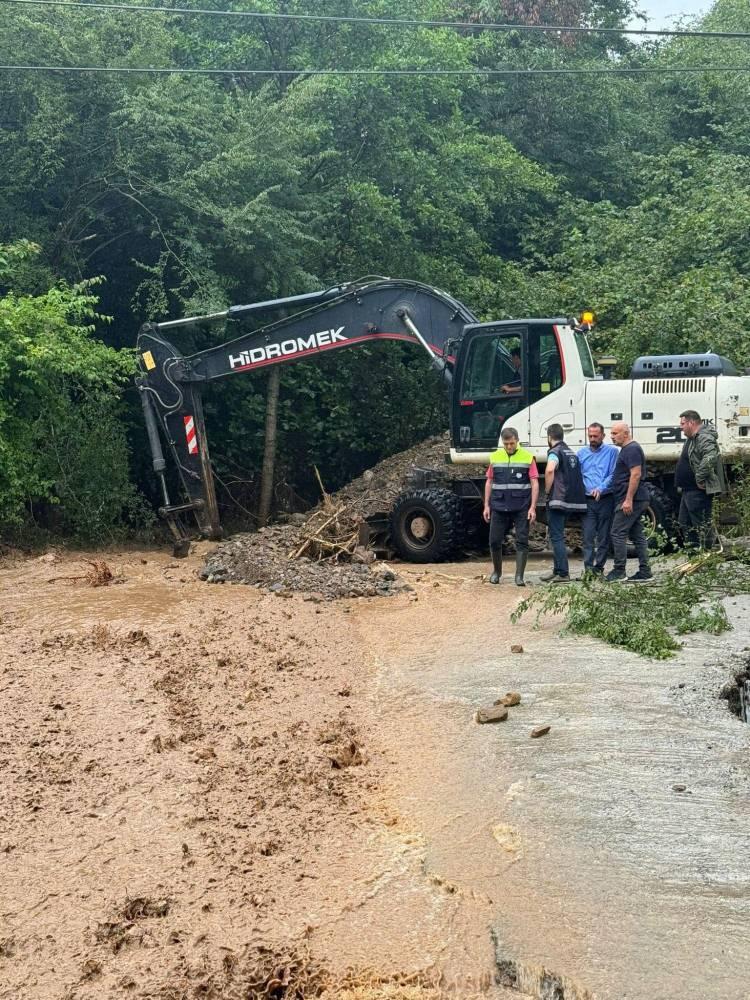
[200,433,475,598]
[199,524,412,600]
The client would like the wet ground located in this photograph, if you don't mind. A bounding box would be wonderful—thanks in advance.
[0,548,516,999]
[1,547,749,999]
[355,557,750,1000]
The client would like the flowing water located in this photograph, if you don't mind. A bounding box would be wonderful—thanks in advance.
[3,548,749,999]
[356,560,750,1000]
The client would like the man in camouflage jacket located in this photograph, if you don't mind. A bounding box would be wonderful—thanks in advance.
[676,410,726,549]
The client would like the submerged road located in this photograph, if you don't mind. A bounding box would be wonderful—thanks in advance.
[356,559,750,1000]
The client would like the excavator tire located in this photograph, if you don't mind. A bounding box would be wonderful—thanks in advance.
[389,488,463,563]
[644,483,679,551]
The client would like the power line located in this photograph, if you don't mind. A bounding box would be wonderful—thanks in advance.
[3,0,750,40]
[1,64,750,75]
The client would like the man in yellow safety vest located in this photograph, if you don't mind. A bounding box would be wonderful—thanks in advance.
[483,426,539,586]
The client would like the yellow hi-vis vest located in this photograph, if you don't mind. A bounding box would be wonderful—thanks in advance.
[489,446,534,512]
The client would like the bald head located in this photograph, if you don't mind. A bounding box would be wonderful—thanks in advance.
[610,421,631,447]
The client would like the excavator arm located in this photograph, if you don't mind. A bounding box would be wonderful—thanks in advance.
[136,277,477,552]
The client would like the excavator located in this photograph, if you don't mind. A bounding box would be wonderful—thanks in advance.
[136,277,750,559]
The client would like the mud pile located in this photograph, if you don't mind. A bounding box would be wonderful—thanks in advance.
[327,432,484,520]
[200,524,412,600]
[200,433,475,597]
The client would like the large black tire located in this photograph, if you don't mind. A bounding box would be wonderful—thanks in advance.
[643,483,679,551]
[389,488,463,563]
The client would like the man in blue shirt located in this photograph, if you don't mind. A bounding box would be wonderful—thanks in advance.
[578,422,619,577]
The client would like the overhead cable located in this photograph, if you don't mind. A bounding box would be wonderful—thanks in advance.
[2,0,749,40]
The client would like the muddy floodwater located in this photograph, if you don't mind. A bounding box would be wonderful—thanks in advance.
[356,559,750,1000]
[1,548,749,999]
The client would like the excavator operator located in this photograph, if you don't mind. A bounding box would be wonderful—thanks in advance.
[500,348,523,394]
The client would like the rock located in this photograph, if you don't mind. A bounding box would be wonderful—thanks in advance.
[672,783,687,793]
[495,692,521,707]
[510,644,524,654]
[351,546,375,565]
[530,724,551,738]
[268,582,285,593]
[476,705,509,724]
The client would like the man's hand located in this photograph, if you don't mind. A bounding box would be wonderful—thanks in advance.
[483,505,491,523]
[527,507,537,523]
[697,482,706,491]
[592,488,601,501]
[622,498,633,515]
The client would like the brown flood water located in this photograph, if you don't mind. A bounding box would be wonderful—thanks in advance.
[0,549,523,1000]
[3,548,749,1000]
[354,559,750,1000]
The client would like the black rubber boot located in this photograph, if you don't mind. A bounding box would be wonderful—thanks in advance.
[514,550,528,587]
[489,550,503,585]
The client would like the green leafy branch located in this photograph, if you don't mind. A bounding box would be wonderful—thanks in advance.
[511,553,750,659]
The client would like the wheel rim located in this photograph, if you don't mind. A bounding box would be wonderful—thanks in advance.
[401,511,437,551]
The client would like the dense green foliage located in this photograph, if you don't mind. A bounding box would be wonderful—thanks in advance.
[0,244,148,541]
[2,0,750,536]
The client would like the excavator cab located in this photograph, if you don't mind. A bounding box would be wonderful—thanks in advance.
[450,320,566,453]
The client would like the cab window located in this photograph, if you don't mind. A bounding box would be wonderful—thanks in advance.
[527,328,563,404]
[574,329,596,378]
[457,331,526,449]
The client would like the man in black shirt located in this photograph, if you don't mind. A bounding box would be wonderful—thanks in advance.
[607,421,652,582]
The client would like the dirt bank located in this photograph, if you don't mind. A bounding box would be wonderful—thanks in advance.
[0,548,516,1000]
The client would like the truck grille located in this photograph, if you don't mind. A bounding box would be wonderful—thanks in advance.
[641,377,707,394]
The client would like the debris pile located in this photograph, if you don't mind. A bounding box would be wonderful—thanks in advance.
[327,432,484,520]
[200,524,412,600]
[201,433,473,597]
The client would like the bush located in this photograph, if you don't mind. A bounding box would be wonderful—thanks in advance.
[0,242,149,543]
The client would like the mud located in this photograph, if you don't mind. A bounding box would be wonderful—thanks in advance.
[0,548,520,1000]
[4,546,749,1000]
[200,526,412,599]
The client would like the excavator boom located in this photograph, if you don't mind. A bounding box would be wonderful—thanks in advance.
[136,277,477,551]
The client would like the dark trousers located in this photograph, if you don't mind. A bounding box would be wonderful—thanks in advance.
[610,499,650,574]
[489,508,529,553]
[547,509,569,577]
[582,494,614,571]
[678,490,715,549]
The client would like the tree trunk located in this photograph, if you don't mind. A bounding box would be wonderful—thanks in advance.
[258,366,281,527]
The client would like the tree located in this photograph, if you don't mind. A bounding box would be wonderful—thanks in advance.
[0,243,147,541]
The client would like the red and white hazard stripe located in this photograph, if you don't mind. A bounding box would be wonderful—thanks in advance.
[184,415,198,455]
